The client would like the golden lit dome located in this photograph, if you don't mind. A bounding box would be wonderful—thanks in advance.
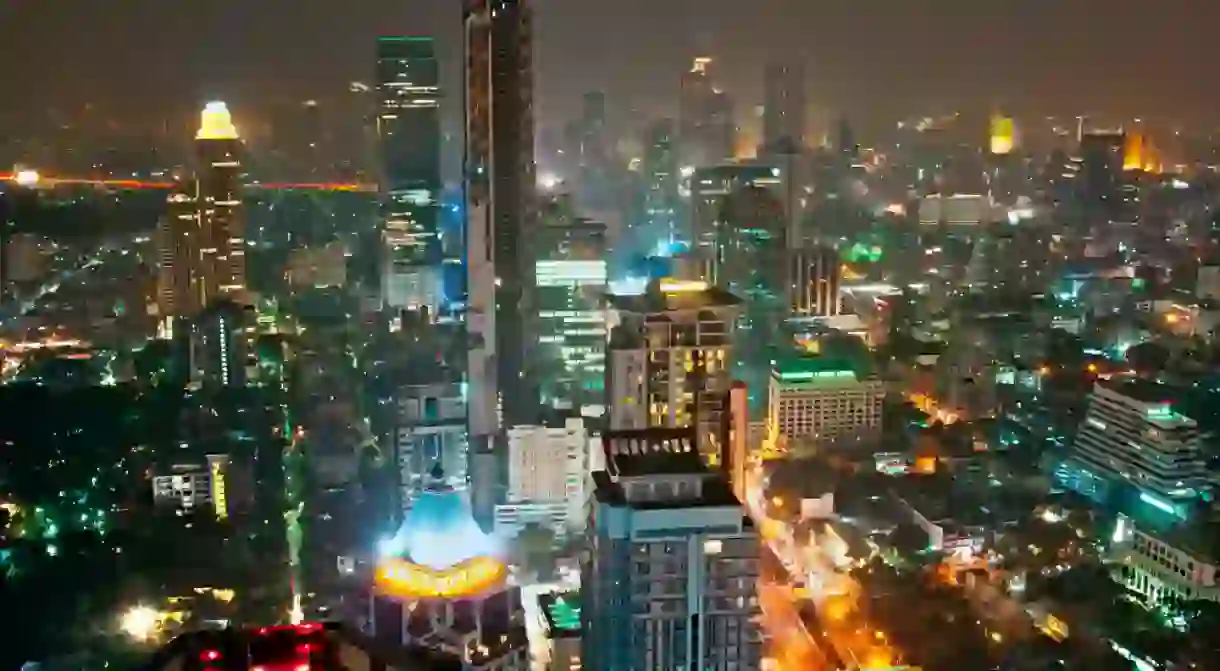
[196,101,239,140]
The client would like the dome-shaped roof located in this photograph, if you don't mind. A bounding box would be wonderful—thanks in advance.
[379,470,500,570]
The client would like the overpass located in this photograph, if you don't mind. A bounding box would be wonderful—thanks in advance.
[139,622,462,671]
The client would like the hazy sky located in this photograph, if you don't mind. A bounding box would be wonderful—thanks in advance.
[0,0,1213,133]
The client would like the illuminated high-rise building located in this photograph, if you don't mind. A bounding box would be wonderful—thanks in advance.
[157,102,246,323]
[376,36,443,311]
[607,279,741,461]
[1077,129,1126,226]
[372,467,528,669]
[583,429,762,671]
[465,0,538,447]
[535,208,608,412]
[193,102,247,308]
[761,61,805,156]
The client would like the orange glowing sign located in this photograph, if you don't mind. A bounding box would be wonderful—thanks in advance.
[374,555,506,600]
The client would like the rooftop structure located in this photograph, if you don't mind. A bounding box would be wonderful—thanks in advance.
[196,101,239,141]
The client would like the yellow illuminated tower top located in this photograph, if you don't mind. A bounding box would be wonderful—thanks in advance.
[990,113,1015,155]
[196,101,239,141]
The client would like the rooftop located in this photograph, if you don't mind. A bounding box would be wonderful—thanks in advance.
[602,427,702,478]
[538,591,581,638]
[773,355,866,383]
[607,278,741,314]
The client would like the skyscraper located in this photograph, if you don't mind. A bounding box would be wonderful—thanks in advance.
[642,119,679,248]
[582,428,762,670]
[158,101,246,323]
[465,0,538,445]
[194,102,247,308]
[678,57,734,167]
[761,61,805,156]
[376,36,442,311]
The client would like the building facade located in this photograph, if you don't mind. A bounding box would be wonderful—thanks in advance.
[465,0,538,443]
[582,429,762,671]
[768,358,884,449]
[377,37,443,311]
[607,279,741,462]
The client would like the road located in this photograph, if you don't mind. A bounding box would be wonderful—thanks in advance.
[745,470,900,671]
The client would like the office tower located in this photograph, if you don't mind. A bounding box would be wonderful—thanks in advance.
[372,467,528,669]
[150,454,231,520]
[761,61,805,156]
[606,279,741,461]
[376,37,443,311]
[465,0,538,444]
[188,299,251,388]
[494,417,597,539]
[678,57,735,167]
[641,119,680,248]
[1057,381,1209,519]
[1110,514,1220,614]
[788,244,841,317]
[578,91,611,210]
[582,428,762,671]
[158,188,200,319]
[193,102,247,308]
[767,357,884,449]
[1077,129,1126,226]
[989,113,1015,155]
[690,164,788,255]
[713,185,787,416]
[535,212,608,412]
[834,115,858,163]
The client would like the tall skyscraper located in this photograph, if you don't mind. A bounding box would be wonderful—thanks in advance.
[158,101,246,323]
[761,61,805,156]
[465,0,538,445]
[194,102,247,308]
[607,279,741,461]
[582,428,762,671]
[376,36,443,311]
[678,57,734,167]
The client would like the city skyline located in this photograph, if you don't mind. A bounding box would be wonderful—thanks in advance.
[1,0,1217,136]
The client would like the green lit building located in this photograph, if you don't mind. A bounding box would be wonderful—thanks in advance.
[767,356,884,450]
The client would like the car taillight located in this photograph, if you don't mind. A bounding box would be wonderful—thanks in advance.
[297,643,313,653]
[296,622,320,632]
[294,665,310,671]
[200,649,222,661]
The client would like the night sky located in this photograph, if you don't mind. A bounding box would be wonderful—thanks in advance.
[0,0,1214,133]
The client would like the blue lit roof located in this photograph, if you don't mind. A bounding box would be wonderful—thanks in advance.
[378,471,501,570]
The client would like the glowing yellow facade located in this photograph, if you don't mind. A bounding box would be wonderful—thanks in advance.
[374,555,507,600]
[1123,133,1162,173]
[989,115,1014,155]
[196,102,239,141]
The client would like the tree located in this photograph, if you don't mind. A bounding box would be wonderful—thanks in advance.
[1126,341,1170,375]
[888,522,931,560]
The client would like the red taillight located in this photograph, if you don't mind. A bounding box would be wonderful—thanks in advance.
[297,643,313,653]
[294,664,310,671]
[296,622,320,632]
[200,649,221,661]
